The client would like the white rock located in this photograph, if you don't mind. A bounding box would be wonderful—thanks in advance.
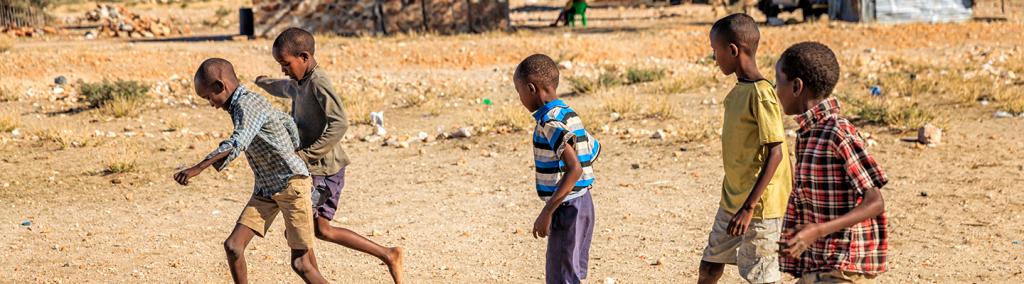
[609,112,621,121]
[604,277,617,284]
[10,128,21,138]
[451,127,473,138]
[917,124,942,145]
[994,110,1013,118]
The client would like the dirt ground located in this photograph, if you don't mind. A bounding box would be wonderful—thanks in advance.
[2,1,1024,283]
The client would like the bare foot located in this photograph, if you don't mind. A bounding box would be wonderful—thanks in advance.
[383,247,404,284]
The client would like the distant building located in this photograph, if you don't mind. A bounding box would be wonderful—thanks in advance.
[253,0,510,37]
[830,0,973,23]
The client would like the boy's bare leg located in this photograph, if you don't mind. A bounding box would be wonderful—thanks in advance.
[224,224,257,284]
[291,249,328,284]
[697,260,725,284]
[314,217,404,284]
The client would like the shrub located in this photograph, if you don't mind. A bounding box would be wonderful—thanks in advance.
[626,67,666,84]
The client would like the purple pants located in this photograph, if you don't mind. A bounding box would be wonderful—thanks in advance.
[311,168,345,221]
[546,190,595,284]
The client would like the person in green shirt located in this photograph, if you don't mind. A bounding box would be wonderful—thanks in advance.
[698,14,793,284]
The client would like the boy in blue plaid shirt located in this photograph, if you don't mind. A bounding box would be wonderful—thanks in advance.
[174,58,327,283]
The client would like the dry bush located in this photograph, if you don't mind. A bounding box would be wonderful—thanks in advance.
[641,96,678,120]
[567,71,624,95]
[0,35,13,53]
[343,93,386,125]
[476,106,533,133]
[0,113,18,132]
[847,97,935,130]
[601,93,639,117]
[33,129,75,149]
[100,97,147,118]
[105,160,137,174]
[0,85,18,102]
[625,67,666,84]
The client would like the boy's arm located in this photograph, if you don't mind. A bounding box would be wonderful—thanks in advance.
[780,186,884,257]
[296,83,348,162]
[174,151,229,185]
[254,76,292,98]
[727,142,783,236]
[779,135,888,257]
[532,141,583,239]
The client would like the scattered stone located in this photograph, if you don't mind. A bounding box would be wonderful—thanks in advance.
[11,128,22,138]
[559,60,573,70]
[994,110,1013,118]
[54,76,67,85]
[979,99,990,106]
[786,129,797,138]
[52,85,64,95]
[604,277,617,284]
[652,257,665,266]
[610,112,622,121]
[20,220,31,227]
[920,191,929,197]
[417,131,430,142]
[917,124,941,145]
[631,163,642,170]
[371,111,386,136]
[651,130,667,140]
[451,127,473,139]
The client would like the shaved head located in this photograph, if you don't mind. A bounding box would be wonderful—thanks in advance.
[711,13,760,55]
[273,27,316,56]
[194,58,238,89]
[514,54,560,90]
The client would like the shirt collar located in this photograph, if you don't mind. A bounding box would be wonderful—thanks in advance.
[532,99,568,121]
[225,85,247,112]
[796,97,842,132]
[298,64,318,86]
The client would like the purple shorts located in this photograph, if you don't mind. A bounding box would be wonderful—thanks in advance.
[546,190,595,284]
[311,168,345,221]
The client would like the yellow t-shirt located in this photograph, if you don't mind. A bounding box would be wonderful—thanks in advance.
[720,80,792,219]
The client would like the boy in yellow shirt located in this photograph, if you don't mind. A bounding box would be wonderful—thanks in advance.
[697,13,793,284]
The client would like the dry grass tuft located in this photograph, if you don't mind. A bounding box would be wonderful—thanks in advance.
[0,113,18,132]
[602,93,640,117]
[344,93,386,125]
[641,96,678,120]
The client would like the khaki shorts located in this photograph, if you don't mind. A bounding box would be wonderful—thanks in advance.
[797,270,877,284]
[702,207,782,284]
[237,176,316,250]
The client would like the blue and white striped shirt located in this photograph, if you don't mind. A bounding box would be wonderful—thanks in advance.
[531,99,600,202]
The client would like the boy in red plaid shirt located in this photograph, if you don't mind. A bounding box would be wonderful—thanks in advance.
[773,42,889,283]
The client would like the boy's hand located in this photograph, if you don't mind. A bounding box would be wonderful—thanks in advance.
[532,209,554,239]
[727,207,754,236]
[173,166,202,186]
[779,223,822,257]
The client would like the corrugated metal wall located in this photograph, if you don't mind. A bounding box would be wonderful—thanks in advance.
[254,0,510,37]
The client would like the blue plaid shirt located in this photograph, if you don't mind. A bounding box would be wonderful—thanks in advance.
[205,85,309,199]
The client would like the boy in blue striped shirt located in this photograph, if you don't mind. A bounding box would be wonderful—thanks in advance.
[514,54,601,284]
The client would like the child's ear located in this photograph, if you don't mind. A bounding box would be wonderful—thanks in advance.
[300,52,311,62]
[792,78,804,97]
[213,80,226,95]
[527,82,537,95]
[729,43,739,57]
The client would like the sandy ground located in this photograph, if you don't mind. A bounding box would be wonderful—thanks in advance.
[2,1,1024,283]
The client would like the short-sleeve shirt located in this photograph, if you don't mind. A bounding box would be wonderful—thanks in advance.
[205,85,309,199]
[720,79,793,219]
[532,99,601,202]
[781,97,889,276]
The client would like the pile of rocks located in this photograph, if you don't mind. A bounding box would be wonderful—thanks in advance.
[82,4,188,39]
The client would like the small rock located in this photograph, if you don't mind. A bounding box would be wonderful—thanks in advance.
[920,191,929,197]
[11,128,22,138]
[631,163,642,170]
[559,60,573,70]
[111,178,122,184]
[651,130,667,140]
[610,112,622,121]
[604,277,617,284]
[451,127,473,139]
[917,124,941,145]
[20,220,31,226]
[786,129,797,138]
[672,151,684,157]
[54,76,67,85]
[994,110,1013,118]
[369,229,383,236]
[52,85,64,95]
[652,257,665,266]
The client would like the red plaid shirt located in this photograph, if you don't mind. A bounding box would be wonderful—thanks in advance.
[780,97,889,276]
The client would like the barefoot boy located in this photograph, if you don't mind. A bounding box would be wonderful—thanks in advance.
[254,27,403,283]
[698,13,792,284]
[174,58,327,283]
[514,54,601,284]
[774,42,889,283]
